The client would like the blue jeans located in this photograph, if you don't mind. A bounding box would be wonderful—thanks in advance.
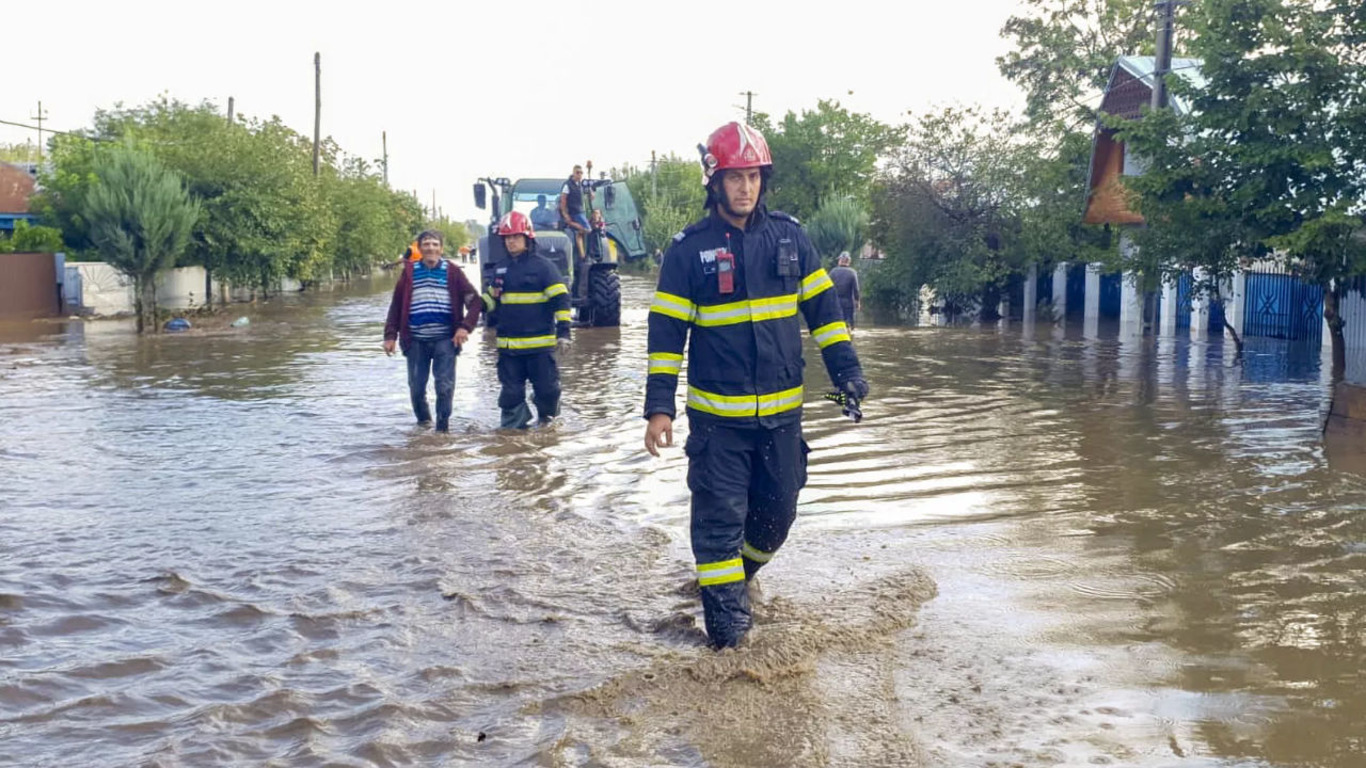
[405,337,457,427]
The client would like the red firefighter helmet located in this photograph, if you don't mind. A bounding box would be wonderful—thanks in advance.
[496,210,535,238]
[700,121,772,185]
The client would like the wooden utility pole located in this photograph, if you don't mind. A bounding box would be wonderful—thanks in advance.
[227,96,235,123]
[741,91,755,125]
[31,101,47,162]
[651,150,658,200]
[1143,0,1188,331]
[1151,1,1187,111]
[312,53,322,178]
[382,131,389,186]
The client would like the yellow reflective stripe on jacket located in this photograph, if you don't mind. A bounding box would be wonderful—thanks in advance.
[481,292,497,311]
[501,291,547,304]
[687,385,804,418]
[757,386,804,416]
[496,335,557,349]
[694,294,799,327]
[650,291,696,322]
[697,558,745,587]
[648,352,683,375]
[693,298,750,327]
[748,294,799,322]
[544,283,568,298]
[799,268,834,301]
[812,320,851,348]
[554,309,571,322]
[741,541,774,563]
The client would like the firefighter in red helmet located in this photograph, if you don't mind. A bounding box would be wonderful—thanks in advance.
[642,121,869,649]
[482,211,571,429]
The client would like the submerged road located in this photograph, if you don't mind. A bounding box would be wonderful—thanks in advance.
[1,273,1363,767]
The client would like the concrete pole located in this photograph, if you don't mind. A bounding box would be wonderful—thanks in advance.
[312,53,322,178]
[1022,263,1038,337]
[1118,233,1143,336]
[1120,273,1144,336]
[1190,266,1210,339]
[1228,271,1246,339]
[1160,275,1179,337]
[1052,262,1068,321]
[1083,263,1101,338]
[1084,264,1101,320]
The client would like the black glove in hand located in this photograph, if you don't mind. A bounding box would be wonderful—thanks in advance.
[842,377,870,401]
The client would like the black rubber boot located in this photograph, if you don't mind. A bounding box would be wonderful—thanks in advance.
[700,580,752,649]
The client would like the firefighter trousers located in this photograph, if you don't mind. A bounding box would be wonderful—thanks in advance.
[497,351,560,429]
[684,420,809,648]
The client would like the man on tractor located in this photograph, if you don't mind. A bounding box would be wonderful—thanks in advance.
[559,164,591,261]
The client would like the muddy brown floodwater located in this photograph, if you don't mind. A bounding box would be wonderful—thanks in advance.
[1,274,1364,767]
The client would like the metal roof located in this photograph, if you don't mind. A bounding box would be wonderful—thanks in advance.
[1112,56,1205,117]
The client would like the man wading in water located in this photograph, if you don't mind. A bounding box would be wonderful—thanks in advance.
[383,229,481,432]
[642,121,869,649]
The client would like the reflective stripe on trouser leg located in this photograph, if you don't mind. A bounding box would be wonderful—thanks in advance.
[742,423,807,580]
[687,422,758,647]
[697,558,744,586]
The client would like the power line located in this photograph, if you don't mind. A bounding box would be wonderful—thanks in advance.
[0,117,99,140]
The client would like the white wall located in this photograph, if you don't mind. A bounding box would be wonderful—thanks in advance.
[65,263,248,316]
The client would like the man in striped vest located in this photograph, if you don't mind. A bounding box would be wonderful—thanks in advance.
[383,229,481,432]
[642,121,869,649]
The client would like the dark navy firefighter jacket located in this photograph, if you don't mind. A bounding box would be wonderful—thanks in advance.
[645,207,863,429]
[481,252,571,355]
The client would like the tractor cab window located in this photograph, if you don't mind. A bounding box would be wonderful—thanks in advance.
[515,192,560,232]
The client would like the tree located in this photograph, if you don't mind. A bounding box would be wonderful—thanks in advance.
[0,221,65,253]
[806,197,869,264]
[751,100,898,220]
[83,145,199,333]
[35,97,424,300]
[870,108,1041,321]
[998,0,1161,130]
[619,154,707,256]
[0,142,41,164]
[1119,0,1366,377]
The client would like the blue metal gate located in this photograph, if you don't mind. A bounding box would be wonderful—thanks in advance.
[1243,272,1323,343]
[1099,272,1121,318]
[1175,273,1193,330]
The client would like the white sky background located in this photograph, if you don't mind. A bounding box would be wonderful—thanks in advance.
[2,0,1028,223]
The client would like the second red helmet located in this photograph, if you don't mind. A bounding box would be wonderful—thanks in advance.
[700,121,772,185]
[496,210,535,238]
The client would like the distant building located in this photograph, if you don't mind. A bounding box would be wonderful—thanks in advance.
[0,162,39,233]
[1083,56,1205,226]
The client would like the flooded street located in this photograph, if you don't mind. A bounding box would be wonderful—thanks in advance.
[2,273,1364,767]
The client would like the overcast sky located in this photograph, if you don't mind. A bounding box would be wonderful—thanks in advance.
[3,0,1029,223]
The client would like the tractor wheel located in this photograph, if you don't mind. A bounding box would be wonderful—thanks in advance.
[589,268,621,327]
